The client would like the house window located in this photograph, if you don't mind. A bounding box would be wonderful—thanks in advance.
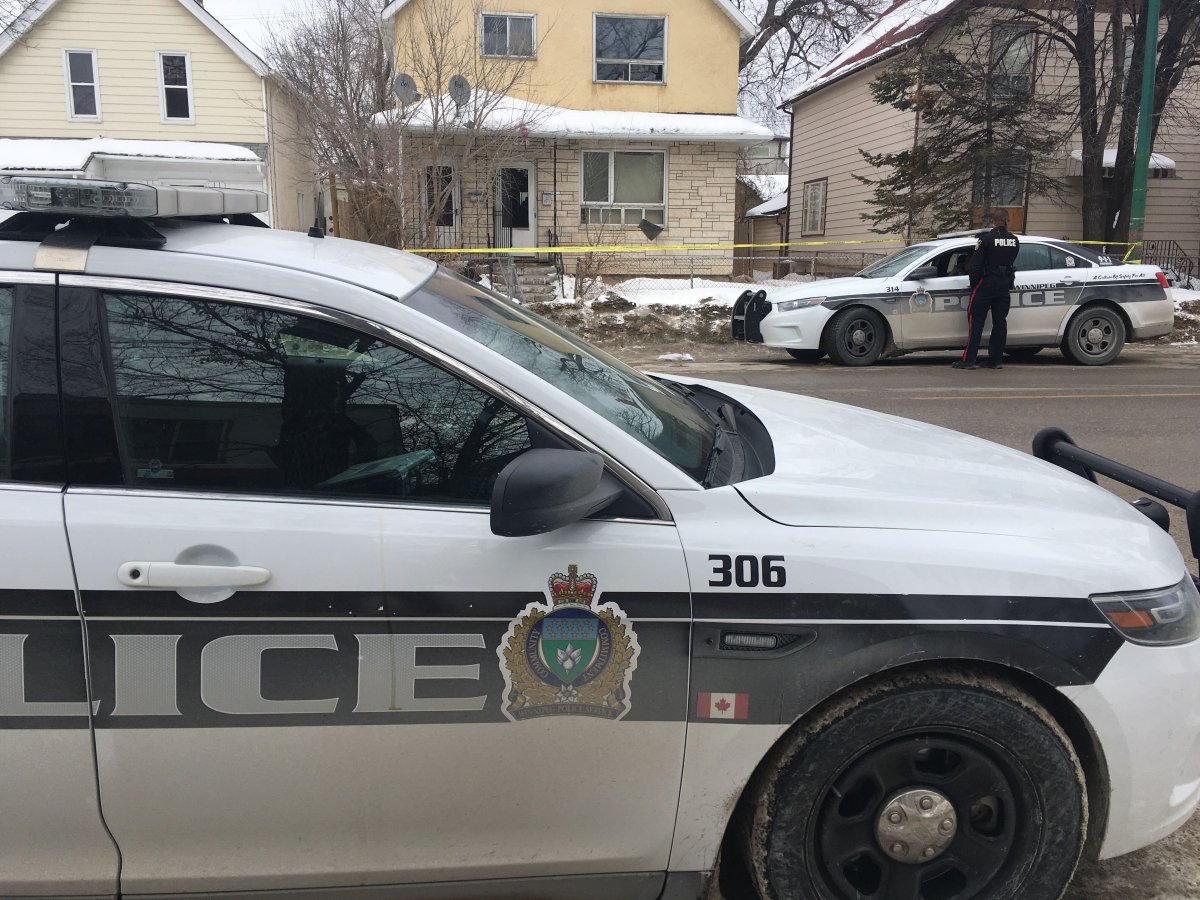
[580,150,665,226]
[595,15,665,83]
[64,50,99,119]
[801,179,826,235]
[481,14,535,58]
[972,162,1026,207]
[991,26,1033,96]
[158,52,194,121]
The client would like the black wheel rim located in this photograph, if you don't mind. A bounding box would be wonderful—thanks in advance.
[842,317,879,358]
[1073,314,1116,359]
[813,733,1024,900]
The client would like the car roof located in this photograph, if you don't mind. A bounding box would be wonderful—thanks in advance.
[0,215,439,299]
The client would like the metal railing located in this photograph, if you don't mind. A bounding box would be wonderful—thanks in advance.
[1141,239,1196,283]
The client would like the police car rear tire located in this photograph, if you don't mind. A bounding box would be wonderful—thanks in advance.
[787,349,827,363]
[1061,306,1126,366]
[824,308,886,366]
[746,669,1086,900]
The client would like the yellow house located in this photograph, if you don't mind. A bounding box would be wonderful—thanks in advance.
[0,0,315,229]
[378,0,770,277]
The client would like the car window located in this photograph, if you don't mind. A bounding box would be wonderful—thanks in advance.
[926,246,974,277]
[0,286,10,479]
[404,270,717,483]
[1048,246,1083,269]
[101,292,532,504]
[1014,243,1053,272]
[856,244,938,278]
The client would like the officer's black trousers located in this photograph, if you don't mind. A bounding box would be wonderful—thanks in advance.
[962,278,1012,365]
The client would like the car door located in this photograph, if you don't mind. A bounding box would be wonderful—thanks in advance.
[1006,243,1090,345]
[57,277,689,896]
[0,274,119,896]
[893,244,975,348]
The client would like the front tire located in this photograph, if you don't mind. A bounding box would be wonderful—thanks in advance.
[746,670,1086,900]
[1061,306,1126,365]
[824,308,887,366]
[787,348,827,363]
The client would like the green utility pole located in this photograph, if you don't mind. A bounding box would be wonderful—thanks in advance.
[1128,0,1161,257]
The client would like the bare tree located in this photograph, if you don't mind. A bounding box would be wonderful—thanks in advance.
[265,0,545,250]
[735,0,883,127]
[0,0,36,39]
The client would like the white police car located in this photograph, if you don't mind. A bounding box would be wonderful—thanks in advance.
[732,234,1175,366]
[1,176,1198,900]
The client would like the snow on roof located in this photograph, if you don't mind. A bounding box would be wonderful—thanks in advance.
[0,138,261,172]
[746,192,788,217]
[740,173,789,199]
[784,0,965,105]
[381,0,758,38]
[0,0,267,74]
[376,93,775,143]
[1067,148,1176,172]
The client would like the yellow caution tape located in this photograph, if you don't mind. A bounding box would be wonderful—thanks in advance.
[408,237,1144,256]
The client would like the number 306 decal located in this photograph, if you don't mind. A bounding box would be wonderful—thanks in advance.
[709,555,787,588]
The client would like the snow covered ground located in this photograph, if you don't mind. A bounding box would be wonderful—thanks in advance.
[552,272,816,306]
[1173,288,1200,310]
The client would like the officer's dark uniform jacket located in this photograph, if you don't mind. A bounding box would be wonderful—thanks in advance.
[961,226,1020,365]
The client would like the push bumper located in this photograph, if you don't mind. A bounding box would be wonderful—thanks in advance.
[730,291,831,350]
[1061,638,1200,858]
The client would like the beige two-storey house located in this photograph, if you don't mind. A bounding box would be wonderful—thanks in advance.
[379,0,770,271]
[783,0,1200,260]
[0,0,314,229]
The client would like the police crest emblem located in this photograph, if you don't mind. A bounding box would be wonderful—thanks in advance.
[498,565,639,722]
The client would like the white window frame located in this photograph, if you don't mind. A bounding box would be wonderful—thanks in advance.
[593,13,667,85]
[480,13,537,59]
[157,51,195,124]
[801,178,827,236]
[62,49,101,121]
[579,148,667,228]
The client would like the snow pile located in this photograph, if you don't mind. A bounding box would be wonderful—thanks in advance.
[1174,288,1200,311]
[746,193,788,217]
[377,93,773,143]
[0,138,261,172]
[656,353,695,361]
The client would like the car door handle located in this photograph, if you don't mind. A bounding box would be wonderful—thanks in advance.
[117,562,272,589]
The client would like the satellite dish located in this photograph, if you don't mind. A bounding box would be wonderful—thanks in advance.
[393,73,420,105]
[448,74,472,110]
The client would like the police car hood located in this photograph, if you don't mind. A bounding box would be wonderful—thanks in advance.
[770,276,884,301]
[700,380,1156,540]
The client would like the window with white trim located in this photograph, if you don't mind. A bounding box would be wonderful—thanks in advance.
[594,15,665,83]
[580,150,666,226]
[801,179,826,235]
[481,14,535,58]
[158,53,193,121]
[64,50,99,119]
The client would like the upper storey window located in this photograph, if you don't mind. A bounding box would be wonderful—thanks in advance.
[481,14,535,58]
[595,15,665,83]
[64,50,100,119]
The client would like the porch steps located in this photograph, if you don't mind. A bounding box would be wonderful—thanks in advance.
[493,261,560,302]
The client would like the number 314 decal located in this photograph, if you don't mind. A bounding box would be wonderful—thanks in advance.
[708,555,787,588]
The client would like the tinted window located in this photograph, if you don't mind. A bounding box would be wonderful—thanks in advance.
[0,287,11,478]
[102,293,531,504]
[1048,246,1082,269]
[1014,243,1052,272]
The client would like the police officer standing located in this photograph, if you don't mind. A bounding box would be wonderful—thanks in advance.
[953,208,1020,369]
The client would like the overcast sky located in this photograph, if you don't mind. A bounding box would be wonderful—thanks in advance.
[203,0,308,56]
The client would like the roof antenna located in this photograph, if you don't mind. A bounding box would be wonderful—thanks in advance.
[308,190,325,238]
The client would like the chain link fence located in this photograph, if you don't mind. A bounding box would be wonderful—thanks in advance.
[441,249,888,302]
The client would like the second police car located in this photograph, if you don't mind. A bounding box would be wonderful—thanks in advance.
[0,176,1198,900]
[731,234,1175,366]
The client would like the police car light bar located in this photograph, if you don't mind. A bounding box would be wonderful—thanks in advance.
[0,176,267,218]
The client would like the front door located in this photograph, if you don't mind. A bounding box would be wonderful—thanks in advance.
[894,243,974,348]
[496,164,536,251]
[59,279,689,895]
[0,275,118,896]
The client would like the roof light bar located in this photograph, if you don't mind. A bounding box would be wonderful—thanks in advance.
[0,176,268,218]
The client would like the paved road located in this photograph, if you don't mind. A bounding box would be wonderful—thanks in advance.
[623,344,1200,899]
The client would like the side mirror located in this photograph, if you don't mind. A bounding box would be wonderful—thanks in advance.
[908,265,939,281]
[490,448,624,537]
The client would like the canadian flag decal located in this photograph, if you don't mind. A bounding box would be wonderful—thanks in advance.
[696,692,749,720]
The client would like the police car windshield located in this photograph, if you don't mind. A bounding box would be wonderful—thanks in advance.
[404,269,718,482]
[856,244,938,278]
